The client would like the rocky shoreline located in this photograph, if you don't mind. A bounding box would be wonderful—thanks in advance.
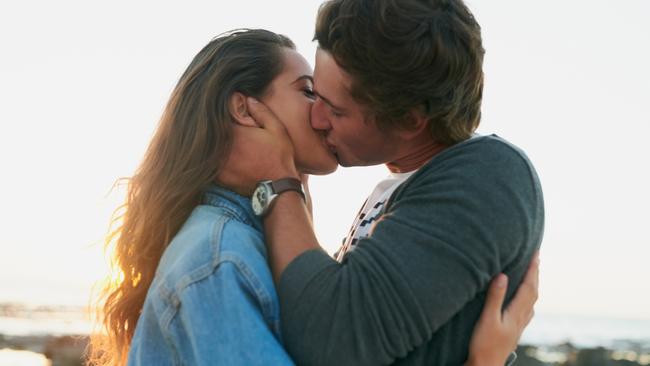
[515,342,650,365]
[2,333,650,366]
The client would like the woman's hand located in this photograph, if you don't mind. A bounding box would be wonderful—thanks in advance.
[465,252,540,366]
[216,98,299,197]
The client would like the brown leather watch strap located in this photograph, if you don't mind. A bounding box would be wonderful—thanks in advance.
[270,178,305,200]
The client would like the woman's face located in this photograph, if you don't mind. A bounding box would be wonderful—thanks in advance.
[261,48,338,175]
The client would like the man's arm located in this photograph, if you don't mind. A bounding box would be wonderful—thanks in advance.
[217,100,544,365]
[262,191,321,283]
[274,148,542,365]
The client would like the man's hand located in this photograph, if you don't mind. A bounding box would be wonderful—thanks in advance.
[216,98,299,197]
[465,252,540,366]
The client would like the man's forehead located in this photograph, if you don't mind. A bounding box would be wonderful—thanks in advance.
[314,49,351,83]
[313,50,353,106]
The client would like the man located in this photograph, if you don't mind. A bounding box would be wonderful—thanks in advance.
[218,0,544,364]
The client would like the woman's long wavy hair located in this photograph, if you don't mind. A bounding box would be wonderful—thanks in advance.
[88,29,295,366]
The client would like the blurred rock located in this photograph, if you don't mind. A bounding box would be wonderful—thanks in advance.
[0,333,88,366]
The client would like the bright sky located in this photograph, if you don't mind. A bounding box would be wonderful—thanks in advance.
[0,0,648,322]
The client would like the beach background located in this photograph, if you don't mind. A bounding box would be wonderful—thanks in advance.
[1,0,649,365]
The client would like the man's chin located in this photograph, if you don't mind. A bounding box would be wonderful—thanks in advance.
[335,153,382,168]
[335,153,350,168]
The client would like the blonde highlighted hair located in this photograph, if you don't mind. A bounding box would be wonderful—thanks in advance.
[88,29,294,365]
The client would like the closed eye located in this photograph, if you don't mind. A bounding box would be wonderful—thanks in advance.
[312,90,346,117]
[330,108,344,118]
[303,88,317,100]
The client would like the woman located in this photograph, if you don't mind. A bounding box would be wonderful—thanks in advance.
[89,29,535,365]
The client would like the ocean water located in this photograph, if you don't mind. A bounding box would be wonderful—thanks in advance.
[0,304,92,337]
[521,313,650,349]
[3,307,645,345]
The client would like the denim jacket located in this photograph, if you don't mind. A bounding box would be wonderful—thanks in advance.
[128,185,294,365]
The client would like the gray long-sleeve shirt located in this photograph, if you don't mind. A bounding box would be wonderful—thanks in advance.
[278,135,544,366]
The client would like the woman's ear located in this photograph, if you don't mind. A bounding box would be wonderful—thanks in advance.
[229,92,259,127]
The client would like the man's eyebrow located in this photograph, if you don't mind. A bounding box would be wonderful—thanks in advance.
[313,90,346,112]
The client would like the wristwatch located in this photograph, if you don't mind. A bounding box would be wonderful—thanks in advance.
[251,178,305,216]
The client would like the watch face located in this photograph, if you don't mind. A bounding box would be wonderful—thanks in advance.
[252,184,270,216]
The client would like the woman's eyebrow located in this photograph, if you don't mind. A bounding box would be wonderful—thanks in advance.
[292,75,314,84]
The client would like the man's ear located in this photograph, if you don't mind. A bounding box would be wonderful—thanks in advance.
[396,109,430,140]
[229,92,259,127]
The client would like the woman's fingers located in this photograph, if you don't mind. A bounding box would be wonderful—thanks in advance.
[504,252,540,329]
[246,97,288,135]
[466,252,540,366]
[482,274,509,324]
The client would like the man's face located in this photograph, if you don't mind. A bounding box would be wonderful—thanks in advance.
[310,49,400,167]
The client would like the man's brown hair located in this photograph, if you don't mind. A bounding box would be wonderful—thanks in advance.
[315,0,485,145]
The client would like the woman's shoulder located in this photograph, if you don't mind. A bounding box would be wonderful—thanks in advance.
[155,205,268,289]
[139,205,282,347]
[153,206,273,302]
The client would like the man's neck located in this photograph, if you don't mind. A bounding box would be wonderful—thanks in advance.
[386,140,447,174]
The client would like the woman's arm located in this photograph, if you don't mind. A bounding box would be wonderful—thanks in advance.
[465,253,540,366]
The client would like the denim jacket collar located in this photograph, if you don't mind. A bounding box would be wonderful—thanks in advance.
[201,184,263,232]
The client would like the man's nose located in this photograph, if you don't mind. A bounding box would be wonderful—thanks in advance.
[310,97,331,131]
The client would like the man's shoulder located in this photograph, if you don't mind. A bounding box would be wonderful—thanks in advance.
[432,134,532,166]
[389,134,543,213]
[409,134,538,185]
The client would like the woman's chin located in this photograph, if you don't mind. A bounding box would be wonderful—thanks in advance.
[298,159,338,176]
